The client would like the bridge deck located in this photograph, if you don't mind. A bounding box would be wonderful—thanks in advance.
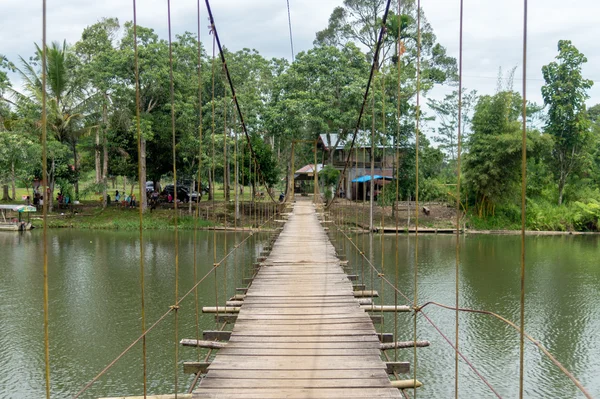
[193,198,401,398]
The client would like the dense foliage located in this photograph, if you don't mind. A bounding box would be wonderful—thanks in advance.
[0,1,599,230]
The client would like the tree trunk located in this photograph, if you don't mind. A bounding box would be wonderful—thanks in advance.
[558,171,566,206]
[95,126,102,184]
[2,185,10,201]
[72,144,79,200]
[207,169,213,201]
[102,101,109,209]
[11,160,16,200]
[189,178,194,214]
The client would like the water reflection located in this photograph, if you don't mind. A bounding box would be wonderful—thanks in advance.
[342,233,600,398]
[0,229,266,398]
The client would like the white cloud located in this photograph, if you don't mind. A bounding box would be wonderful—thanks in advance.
[2,0,600,107]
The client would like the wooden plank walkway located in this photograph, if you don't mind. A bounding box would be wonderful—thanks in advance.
[193,198,402,398]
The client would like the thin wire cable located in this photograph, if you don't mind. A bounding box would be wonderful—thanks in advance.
[286,0,295,62]
[394,0,402,364]
[193,0,204,363]
[419,301,594,399]
[204,0,277,203]
[41,1,51,397]
[166,1,180,395]
[419,311,503,398]
[519,1,528,397]
[210,29,219,328]
[455,1,464,398]
[331,210,592,398]
[413,1,422,397]
[380,70,386,333]
[332,220,505,399]
[132,0,148,395]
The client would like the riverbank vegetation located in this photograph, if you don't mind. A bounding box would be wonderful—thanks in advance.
[1,0,599,231]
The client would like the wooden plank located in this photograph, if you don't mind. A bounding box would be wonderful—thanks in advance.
[100,395,192,399]
[361,305,411,312]
[199,378,395,388]
[192,199,402,399]
[390,379,423,389]
[202,306,240,313]
[180,339,227,349]
[201,369,389,380]
[193,388,401,398]
[380,341,430,350]
[209,355,385,366]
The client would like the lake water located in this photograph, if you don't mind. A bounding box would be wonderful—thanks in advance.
[0,229,598,398]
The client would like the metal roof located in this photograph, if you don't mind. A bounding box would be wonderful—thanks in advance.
[294,164,324,174]
[318,132,395,151]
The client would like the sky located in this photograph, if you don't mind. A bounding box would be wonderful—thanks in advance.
[2,0,600,127]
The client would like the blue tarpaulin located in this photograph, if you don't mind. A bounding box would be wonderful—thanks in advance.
[352,175,382,183]
[351,175,394,183]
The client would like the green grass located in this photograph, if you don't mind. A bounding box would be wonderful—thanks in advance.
[44,207,215,230]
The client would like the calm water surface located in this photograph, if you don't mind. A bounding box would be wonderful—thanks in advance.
[1,230,599,398]
[0,229,268,399]
[341,232,600,398]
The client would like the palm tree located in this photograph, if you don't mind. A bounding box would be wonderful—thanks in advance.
[12,41,92,206]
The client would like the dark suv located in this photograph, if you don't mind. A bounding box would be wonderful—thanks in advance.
[162,185,191,202]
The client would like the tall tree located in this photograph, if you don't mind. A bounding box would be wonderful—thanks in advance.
[428,89,477,161]
[464,91,537,216]
[278,43,369,163]
[541,40,594,205]
[74,17,120,208]
[11,41,88,208]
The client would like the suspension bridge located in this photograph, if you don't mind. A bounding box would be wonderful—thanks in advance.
[28,0,596,397]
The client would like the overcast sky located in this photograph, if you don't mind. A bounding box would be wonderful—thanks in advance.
[2,0,600,119]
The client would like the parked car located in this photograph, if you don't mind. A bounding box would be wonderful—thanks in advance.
[146,181,156,193]
[162,185,191,202]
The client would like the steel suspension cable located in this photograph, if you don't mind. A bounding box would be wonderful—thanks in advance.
[380,70,386,333]
[413,1,422,397]
[395,0,402,364]
[41,1,51,397]
[286,0,295,62]
[329,0,393,210]
[519,1,528,397]
[132,0,148,394]
[204,0,277,203]
[193,0,204,363]
[455,1,464,397]
[166,1,181,395]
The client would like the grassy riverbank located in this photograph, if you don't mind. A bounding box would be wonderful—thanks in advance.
[37,206,216,230]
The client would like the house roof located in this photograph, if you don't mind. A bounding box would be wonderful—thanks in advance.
[318,132,395,151]
[295,164,324,174]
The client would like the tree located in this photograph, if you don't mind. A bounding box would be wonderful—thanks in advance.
[464,91,539,216]
[11,41,89,209]
[74,18,120,208]
[278,43,369,163]
[239,134,279,197]
[541,40,594,205]
[427,89,477,162]
[315,0,457,86]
